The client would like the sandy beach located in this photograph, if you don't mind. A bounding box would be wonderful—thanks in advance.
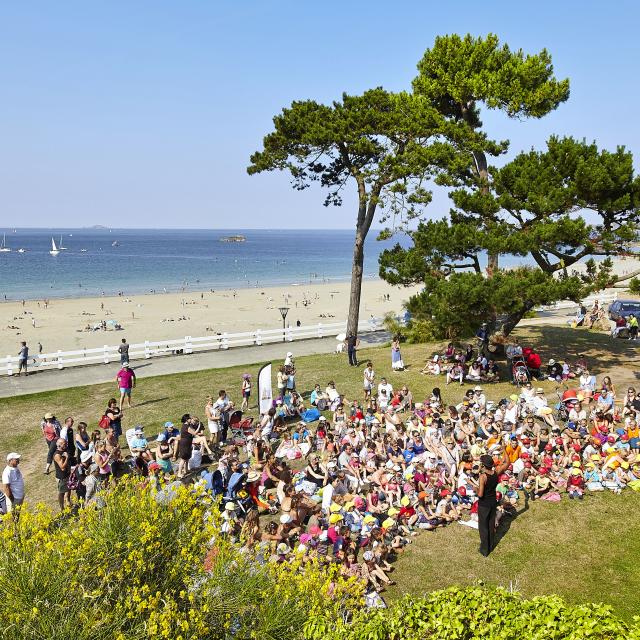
[0,278,422,357]
[3,253,639,359]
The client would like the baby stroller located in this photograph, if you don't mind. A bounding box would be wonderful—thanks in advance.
[512,359,530,386]
[228,410,255,445]
[555,388,578,423]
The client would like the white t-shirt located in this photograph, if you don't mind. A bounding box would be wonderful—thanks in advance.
[504,405,518,425]
[378,382,393,397]
[2,465,25,500]
[363,368,375,389]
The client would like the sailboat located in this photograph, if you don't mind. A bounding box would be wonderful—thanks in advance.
[59,235,68,251]
[0,234,11,252]
[50,237,60,256]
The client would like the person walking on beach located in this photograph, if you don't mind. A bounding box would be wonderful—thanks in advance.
[116,363,136,410]
[118,338,130,364]
[345,333,359,367]
[17,341,29,376]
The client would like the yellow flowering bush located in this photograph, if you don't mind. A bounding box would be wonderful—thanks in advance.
[0,480,363,640]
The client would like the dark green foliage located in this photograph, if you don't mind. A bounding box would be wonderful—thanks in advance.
[397,269,584,340]
[379,35,638,339]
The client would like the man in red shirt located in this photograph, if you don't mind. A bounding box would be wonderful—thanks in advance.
[116,363,136,409]
[524,349,542,379]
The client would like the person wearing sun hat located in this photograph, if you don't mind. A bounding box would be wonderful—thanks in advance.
[567,466,585,499]
[2,452,25,514]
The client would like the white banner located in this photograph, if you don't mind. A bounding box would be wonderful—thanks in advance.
[258,363,273,415]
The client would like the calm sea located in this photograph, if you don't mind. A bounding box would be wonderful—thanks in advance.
[0,228,412,300]
[0,228,531,301]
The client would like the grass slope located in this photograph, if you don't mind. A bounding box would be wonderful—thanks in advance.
[1,325,639,619]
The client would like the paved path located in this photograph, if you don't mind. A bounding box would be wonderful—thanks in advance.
[0,331,390,398]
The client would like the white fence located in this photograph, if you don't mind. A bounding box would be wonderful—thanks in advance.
[1,319,384,377]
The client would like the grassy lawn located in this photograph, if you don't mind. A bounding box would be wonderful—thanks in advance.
[1,324,639,619]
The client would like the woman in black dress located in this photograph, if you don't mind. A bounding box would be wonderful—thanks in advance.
[476,451,510,557]
[177,414,199,479]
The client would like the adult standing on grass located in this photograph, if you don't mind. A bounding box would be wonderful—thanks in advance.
[177,414,199,479]
[118,338,130,364]
[116,362,136,410]
[52,438,72,511]
[477,451,510,557]
[42,412,61,475]
[391,336,404,371]
[17,340,29,376]
[2,452,25,515]
[105,398,123,440]
[345,333,359,367]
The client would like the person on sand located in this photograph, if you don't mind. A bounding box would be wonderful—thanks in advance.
[476,450,510,557]
[116,362,136,410]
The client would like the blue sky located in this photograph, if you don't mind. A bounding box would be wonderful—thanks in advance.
[0,1,638,229]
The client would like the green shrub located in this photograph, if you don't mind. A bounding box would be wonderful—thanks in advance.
[306,587,639,640]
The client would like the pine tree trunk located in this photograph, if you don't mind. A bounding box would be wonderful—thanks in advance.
[346,229,365,338]
[500,305,533,338]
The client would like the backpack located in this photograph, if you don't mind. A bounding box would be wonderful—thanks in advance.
[98,415,111,429]
[301,408,321,423]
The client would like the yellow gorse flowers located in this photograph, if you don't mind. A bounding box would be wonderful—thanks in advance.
[0,479,364,640]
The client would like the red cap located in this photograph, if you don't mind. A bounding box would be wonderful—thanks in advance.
[607,435,615,443]
[457,486,467,497]
[572,443,582,452]
[539,466,548,474]
[524,461,532,468]
[440,489,450,497]
[571,454,580,462]
[545,444,553,451]
[495,491,503,502]
[521,452,530,459]
[555,437,563,445]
